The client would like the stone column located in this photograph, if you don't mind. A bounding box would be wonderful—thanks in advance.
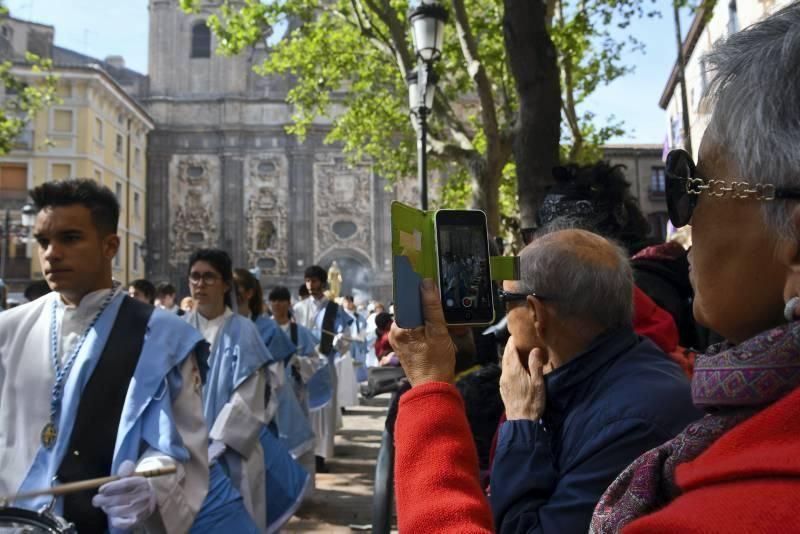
[145,134,171,283]
[288,147,315,275]
[219,145,246,267]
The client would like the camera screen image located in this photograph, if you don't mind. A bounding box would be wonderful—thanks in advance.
[437,225,492,312]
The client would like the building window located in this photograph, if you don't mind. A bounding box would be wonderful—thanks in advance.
[133,242,140,272]
[117,112,125,125]
[651,167,666,193]
[647,212,669,241]
[94,169,103,185]
[670,116,682,147]
[134,192,141,218]
[51,163,71,180]
[191,22,211,58]
[0,164,28,201]
[52,109,73,133]
[114,250,121,269]
[56,82,72,99]
[728,0,739,35]
[134,147,141,168]
[95,117,103,142]
[699,57,709,96]
[116,133,124,155]
[115,181,123,202]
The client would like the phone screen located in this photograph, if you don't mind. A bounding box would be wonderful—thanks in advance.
[435,210,494,325]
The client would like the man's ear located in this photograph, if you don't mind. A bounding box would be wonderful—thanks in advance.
[781,205,800,301]
[528,295,549,339]
[103,234,121,260]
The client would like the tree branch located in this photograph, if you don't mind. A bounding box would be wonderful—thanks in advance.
[451,0,500,145]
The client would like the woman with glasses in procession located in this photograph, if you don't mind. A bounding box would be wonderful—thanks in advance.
[185,249,272,533]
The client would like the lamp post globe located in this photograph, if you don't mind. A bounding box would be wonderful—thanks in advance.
[21,203,36,230]
[409,1,448,62]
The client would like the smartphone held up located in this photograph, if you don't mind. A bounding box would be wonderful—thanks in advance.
[434,209,495,326]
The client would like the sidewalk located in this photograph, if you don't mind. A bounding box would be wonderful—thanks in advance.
[285,395,397,533]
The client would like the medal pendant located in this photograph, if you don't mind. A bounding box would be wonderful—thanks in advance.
[41,422,57,448]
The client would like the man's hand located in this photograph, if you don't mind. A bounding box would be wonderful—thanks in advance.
[500,338,546,421]
[389,279,456,387]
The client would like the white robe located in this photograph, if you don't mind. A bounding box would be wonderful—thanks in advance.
[292,297,344,460]
[191,308,269,533]
[0,288,208,533]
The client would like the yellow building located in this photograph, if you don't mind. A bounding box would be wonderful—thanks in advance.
[0,16,153,291]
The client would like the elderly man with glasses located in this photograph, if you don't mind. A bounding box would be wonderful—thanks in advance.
[389,228,702,534]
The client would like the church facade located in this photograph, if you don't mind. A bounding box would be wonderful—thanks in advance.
[141,0,395,300]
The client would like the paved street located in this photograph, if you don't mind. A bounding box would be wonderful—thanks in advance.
[285,395,398,533]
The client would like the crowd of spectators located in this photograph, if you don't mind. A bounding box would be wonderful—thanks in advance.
[388,6,800,533]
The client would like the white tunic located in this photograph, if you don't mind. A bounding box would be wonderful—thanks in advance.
[188,308,269,533]
[292,297,342,459]
[0,288,208,533]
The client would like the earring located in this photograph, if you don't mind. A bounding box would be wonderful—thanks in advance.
[783,296,800,322]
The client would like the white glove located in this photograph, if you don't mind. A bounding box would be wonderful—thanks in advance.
[208,439,227,465]
[91,460,157,530]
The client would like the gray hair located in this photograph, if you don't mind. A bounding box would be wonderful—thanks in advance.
[518,227,634,330]
[703,3,800,239]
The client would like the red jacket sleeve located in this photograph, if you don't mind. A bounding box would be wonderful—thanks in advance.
[394,382,494,534]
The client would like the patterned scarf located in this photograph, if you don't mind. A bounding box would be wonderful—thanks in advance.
[590,321,800,533]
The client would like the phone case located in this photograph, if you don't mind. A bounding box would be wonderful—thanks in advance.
[391,201,438,329]
[391,201,521,329]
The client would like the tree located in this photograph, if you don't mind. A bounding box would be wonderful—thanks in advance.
[181,0,655,237]
[0,5,59,155]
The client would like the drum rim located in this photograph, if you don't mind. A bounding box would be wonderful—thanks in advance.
[0,505,74,533]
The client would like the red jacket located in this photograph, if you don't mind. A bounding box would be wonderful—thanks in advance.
[624,384,800,533]
[395,382,494,533]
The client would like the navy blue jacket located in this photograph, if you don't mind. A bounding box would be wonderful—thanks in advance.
[490,326,702,533]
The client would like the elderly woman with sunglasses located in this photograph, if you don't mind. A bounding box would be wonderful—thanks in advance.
[589,5,800,532]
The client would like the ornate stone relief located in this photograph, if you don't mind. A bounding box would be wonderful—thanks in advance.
[169,155,221,268]
[245,154,289,274]
[313,154,373,266]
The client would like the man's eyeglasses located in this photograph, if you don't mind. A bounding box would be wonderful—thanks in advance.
[189,271,221,286]
[665,149,800,228]
[497,288,554,305]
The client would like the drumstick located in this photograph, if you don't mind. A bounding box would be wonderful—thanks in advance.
[0,465,177,505]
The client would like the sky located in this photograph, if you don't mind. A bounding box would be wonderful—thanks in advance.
[6,0,690,144]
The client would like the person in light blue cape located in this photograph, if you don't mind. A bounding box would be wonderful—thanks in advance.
[0,179,209,534]
[343,295,369,382]
[186,250,271,533]
[234,276,314,532]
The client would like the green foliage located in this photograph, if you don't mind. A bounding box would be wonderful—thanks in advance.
[551,0,656,163]
[180,0,662,234]
[0,52,60,156]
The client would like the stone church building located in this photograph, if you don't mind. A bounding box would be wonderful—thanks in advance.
[139,0,395,299]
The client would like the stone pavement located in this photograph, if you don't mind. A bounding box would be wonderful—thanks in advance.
[284,395,398,533]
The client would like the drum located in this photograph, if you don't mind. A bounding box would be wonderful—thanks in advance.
[0,506,75,534]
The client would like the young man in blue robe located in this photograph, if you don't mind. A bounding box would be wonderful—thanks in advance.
[0,179,209,534]
[292,265,353,474]
[184,250,272,533]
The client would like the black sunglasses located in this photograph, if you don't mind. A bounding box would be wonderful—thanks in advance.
[497,288,554,304]
[665,149,800,228]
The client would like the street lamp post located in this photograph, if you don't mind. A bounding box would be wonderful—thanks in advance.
[408,0,447,211]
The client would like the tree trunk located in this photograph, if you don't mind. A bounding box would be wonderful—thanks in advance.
[467,154,502,237]
[503,0,562,230]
